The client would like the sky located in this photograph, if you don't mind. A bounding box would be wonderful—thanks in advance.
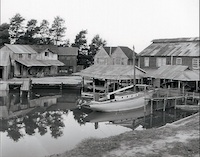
[0,0,199,52]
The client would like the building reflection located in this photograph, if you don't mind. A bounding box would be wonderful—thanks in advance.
[0,89,80,141]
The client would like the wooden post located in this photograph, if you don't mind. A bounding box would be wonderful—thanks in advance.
[196,81,198,92]
[82,77,85,93]
[93,78,95,100]
[184,94,187,105]
[60,82,63,90]
[174,98,177,109]
[163,99,166,112]
[150,99,153,114]
[104,79,108,94]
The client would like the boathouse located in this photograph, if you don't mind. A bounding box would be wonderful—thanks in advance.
[77,64,146,97]
[138,37,200,71]
[144,65,199,92]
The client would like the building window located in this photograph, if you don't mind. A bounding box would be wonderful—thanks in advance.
[156,57,166,67]
[28,54,31,59]
[192,58,200,69]
[45,52,49,57]
[144,57,149,67]
[114,57,121,65]
[19,54,22,58]
[176,58,182,65]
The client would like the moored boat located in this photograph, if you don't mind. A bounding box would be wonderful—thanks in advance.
[80,84,154,112]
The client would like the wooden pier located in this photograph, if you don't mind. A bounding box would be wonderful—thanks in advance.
[145,88,200,114]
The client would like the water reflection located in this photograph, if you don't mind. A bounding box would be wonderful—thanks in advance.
[0,90,80,142]
[0,89,198,157]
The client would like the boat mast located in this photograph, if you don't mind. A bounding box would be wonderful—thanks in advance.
[133,45,136,92]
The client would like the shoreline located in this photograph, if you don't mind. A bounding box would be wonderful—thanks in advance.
[48,112,199,157]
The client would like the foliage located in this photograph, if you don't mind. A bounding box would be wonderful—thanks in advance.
[8,13,25,44]
[0,23,10,46]
[71,30,88,51]
[50,16,66,45]
[88,34,107,64]
[38,19,52,45]
[16,19,40,44]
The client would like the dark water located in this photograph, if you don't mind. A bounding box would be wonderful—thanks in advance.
[0,89,198,157]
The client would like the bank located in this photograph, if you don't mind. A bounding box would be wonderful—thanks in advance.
[48,112,199,157]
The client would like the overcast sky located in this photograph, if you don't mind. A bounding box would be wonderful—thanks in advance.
[1,0,199,52]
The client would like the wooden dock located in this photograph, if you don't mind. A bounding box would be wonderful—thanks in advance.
[145,88,200,113]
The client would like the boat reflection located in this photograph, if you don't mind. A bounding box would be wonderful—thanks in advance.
[78,103,198,130]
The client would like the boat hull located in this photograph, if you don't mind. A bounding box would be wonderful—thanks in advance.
[82,91,153,112]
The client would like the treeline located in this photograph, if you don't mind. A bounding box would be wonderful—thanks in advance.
[0,13,107,67]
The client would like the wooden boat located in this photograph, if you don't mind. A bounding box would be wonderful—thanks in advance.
[80,84,154,112]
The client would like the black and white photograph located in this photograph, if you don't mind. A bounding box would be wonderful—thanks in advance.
[0,0,199,157]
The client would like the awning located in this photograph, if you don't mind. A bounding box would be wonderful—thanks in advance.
[15,59,64,67]
[75,64,146,80]
[144,65,199,81]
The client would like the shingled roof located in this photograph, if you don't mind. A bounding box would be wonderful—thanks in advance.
[104,47,117,55]
[139,37,199,57]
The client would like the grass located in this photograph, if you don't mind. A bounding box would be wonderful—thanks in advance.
[48,112,199,157]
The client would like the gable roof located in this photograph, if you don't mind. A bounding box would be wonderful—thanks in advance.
[103,47,117,56]
[29,45,58,54]
[76,64,146,80]
[5,44,37,54]
[119,46,136,59]
[139,37,199,57]
[57,47,78,56]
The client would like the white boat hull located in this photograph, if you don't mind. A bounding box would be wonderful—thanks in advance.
[82,91,153,112]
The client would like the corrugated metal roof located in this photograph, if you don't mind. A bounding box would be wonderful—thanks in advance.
[76,65,146,80]
[144,65,199,81]
[40,60,65,66]
[15,59,64,67]
[5,44,37,54]
[145,65,188,79]
[173,70,199,81]
[57,47,78,55]
[30,45,58,54]
[0,50,10,66]
[139,37,199,57]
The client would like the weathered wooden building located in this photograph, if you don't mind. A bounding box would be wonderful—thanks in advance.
[0,44,64,78]
[94,46,138,66]
[57,47,78,74]
[138,37,200,70]
[0,48,11,80]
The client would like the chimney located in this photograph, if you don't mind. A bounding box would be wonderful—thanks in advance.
[109,47,112,56]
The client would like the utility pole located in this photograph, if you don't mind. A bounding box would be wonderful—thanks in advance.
[133,45,136,92]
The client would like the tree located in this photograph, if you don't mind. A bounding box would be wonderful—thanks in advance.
[50,16,66,45]
[72,30,88,51]
[38,19,52,44]
[16,19,40,44]
[0,23,10,47]
[72,30,89,67]
[88,34,107,65]
[89,34,107,56]
[8,13,25,44]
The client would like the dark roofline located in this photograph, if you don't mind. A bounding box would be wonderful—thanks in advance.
[152,37,199,43]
